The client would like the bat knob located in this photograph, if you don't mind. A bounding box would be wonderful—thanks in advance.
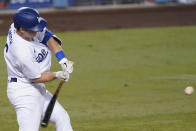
[41,122,48,128]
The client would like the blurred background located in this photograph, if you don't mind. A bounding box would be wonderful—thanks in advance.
[0,0,196,10]
[0,0,196,36]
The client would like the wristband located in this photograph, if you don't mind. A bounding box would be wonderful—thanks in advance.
[55,51,66,61]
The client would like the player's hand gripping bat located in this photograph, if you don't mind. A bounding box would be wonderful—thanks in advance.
[41,61,74,128]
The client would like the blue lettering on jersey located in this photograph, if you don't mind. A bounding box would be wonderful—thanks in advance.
[35,49,48,63]
[5,43,8,53]
[8,28,13,45]
[4,28,13,53]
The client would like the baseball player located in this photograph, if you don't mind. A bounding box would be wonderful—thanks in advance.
[4,7,73,131]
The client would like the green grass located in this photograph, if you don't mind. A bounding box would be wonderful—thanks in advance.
[1,26,196,131]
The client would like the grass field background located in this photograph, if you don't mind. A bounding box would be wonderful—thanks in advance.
[1,26,196,130]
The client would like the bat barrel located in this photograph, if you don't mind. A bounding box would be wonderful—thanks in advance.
[41,95,57,128]
[40,75,68,128]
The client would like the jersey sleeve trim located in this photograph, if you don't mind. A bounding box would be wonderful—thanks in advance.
[41,29,53,45]
[52,35,62,45]
[41,29,62,46]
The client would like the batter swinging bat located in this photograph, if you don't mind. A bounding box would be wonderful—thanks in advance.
[41,61,74,128]
[41,80,65,128]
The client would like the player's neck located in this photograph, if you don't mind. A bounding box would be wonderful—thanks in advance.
[16,30,34,42]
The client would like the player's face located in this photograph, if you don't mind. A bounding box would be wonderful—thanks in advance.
[19,28,37,41]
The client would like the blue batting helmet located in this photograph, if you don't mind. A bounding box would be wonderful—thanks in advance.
[13,7,47,32]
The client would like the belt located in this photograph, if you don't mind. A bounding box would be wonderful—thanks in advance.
[10,77,17,82]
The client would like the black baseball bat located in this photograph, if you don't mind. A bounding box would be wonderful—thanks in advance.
[41,80,65,128]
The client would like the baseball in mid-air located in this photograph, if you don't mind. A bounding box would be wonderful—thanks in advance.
[184,86,194,95]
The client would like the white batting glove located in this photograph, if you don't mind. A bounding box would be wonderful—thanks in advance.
[59,58,73,74]
[55,71,70,82]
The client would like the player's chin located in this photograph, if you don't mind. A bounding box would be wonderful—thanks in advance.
[25,33,37,40]
[30,32,37,37]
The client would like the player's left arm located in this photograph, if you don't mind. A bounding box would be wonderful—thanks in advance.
[47,37,62,54]
[42,29,73,74]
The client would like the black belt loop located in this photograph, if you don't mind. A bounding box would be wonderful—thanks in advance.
[10,78,17,82]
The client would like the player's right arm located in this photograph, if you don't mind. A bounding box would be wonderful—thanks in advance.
[14,46,69,83]
[32,71,69,83]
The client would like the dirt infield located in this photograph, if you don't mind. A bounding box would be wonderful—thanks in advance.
[0,4,196,35]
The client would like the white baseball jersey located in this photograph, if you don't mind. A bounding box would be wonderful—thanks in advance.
[4,24,73,131]
[4,23,51,83]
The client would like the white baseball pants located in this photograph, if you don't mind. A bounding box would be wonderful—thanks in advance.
[7,82,73,131]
